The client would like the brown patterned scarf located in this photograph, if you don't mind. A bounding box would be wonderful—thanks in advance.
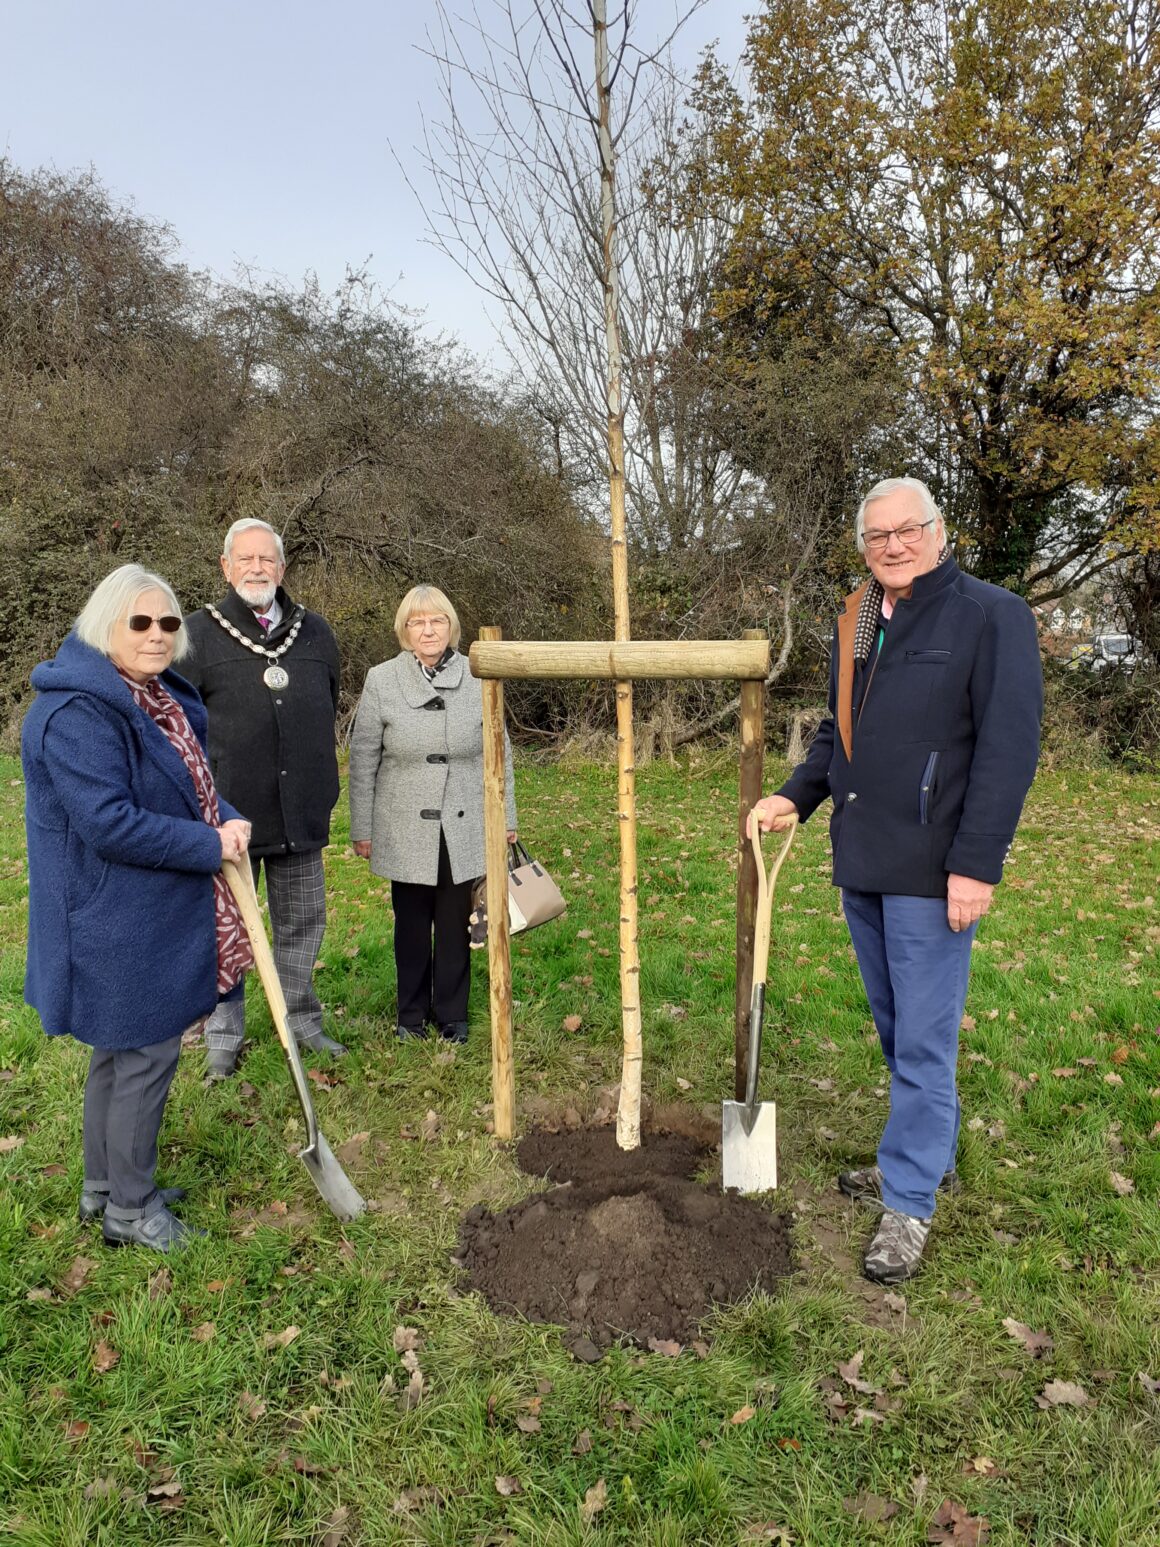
[118,670,253,994]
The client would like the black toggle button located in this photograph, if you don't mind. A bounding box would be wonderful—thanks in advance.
[420,809,441,819]
[426,753,448,763]
[422,698,445,711]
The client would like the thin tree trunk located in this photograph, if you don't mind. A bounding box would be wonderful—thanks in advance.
[593,0,642,1151]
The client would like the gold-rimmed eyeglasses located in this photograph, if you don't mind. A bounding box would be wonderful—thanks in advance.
[406,615,450,632]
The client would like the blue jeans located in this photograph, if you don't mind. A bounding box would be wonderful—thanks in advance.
[842,890,978,1219]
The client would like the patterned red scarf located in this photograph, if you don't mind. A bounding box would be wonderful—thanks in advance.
[117,669,253,993]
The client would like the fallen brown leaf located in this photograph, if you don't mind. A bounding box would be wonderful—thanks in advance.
[579,1477,607,1523]
[1110,1170,1135,1196]
[64,1420,90,1441]
[837,1350,882,1395]
[515,1414,541,1434]
[147,1268,172,1300]
[26,1287,57,1303]
[306,1068,341,1088]
[561,1014,583,1033]
[927,1498,990,1544]
[572,1427,592,1455]
[238,1390,267,1422]
[92,1339,120,1374]
[1137,1372,1160,1395]
[59,1256,96,1297]
[1036,1379,1091,1408]
[494,1474,523,1496]
[291,1455,332,1475]
[392,1487,442,1513]
[731,1405,757,1424]
[844,1491,899,1524]
[206,1278,230,1293]
[1001,1317,1054,1357]
[335,1130,369,1166]
[191,1321,216,1342]
[318,1504,351,1546]
[0,1134,25,1153]
[647,1337,682,1357]
[392,1326,422,1353]
[260,1325,300,1351]
[83,1476,118,1500]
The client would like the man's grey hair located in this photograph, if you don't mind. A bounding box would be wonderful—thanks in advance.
[75,563,190,662]
[855,477,945,554]
[222,518,285,564]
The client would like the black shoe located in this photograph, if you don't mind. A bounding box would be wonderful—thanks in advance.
[438,1022,468,1044]
[298,1031,348,1056]
[396,1024,428,1041]
[205,1049,239,1081]
[102,1205,206,1253]
[80,1186,186,1223]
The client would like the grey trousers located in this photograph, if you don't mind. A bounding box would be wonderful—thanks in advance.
[204,848,327,1055]
[82,1032,184,1221]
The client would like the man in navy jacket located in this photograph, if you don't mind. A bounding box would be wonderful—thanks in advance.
[752,477,1042,1284]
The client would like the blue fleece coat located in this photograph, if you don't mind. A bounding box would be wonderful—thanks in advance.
[22,635,241,1049]
[779,558,1043,897]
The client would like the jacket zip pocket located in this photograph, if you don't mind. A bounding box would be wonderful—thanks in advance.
[919,750,939,825]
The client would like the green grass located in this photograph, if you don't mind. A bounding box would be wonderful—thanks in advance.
[1,749,1159,1545]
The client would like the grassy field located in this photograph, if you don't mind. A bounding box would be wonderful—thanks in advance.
[1,748,1158,1546]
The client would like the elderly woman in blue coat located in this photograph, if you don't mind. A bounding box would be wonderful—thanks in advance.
[349,584,516,1043]
[22,564,253,1253]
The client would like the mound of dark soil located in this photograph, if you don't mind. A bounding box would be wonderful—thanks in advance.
[457,1126,794,1351]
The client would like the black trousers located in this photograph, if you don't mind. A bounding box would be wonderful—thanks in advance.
[82,1032,184,1220]
[391,833,474,1027]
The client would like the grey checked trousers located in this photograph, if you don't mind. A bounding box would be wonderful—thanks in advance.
[205,848,328,1055]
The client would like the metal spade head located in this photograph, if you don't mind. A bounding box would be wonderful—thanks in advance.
[721,1098,779,1193]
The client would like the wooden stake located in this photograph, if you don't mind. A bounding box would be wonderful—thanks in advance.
[735,630,767,1100]
[479,625,515,1142]
[469,639,770,681]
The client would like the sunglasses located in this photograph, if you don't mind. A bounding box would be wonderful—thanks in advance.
[126,614,182,634]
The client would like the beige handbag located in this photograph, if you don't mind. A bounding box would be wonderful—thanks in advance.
[469,840,567,947]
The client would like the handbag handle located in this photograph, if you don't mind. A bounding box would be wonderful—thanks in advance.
[508,838,533,871]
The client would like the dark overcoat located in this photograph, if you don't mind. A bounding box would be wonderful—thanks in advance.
[22,635,238,1049]
[779,558,1043,896]
[181,588,340,858]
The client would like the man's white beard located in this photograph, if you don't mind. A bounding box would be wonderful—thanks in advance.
[236,578,277,610]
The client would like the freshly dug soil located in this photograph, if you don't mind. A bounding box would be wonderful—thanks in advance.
[457,1126,794,1351]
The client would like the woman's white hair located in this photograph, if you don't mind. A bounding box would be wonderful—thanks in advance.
[75,563,190,662]
[855,477,945,553]
[394,584,462,650]
[222,518,285,564]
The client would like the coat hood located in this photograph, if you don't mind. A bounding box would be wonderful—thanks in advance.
[29,632,193,717]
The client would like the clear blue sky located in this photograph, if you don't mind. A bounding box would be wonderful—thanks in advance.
[4,1,747,363]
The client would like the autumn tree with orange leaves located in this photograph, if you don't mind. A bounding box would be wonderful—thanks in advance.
[699,0,1160,599]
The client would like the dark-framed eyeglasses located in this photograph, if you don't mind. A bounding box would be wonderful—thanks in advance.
[862,518,937,553]
[126,614,182,634]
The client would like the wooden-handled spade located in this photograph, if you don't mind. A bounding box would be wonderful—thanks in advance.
[721,814,797,1193]
[224,859,366,1223]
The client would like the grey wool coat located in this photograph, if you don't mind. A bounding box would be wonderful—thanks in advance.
[348,649,516,886]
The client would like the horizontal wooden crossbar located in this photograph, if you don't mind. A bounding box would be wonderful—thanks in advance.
[469,638,770,681]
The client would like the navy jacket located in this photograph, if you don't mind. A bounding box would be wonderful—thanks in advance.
[181,588,340,858]
[779,558,1043,896]
[22,636,239,1049]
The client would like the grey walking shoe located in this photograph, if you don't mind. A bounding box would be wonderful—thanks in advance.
[438,1022,468,1044]
[299,1031,348,1057]
[396,1024,428,1041]
[862,1206,931,1285]
[838,1164,960,1203]
[80,1186,186,1223]
[102,1205,207,1253]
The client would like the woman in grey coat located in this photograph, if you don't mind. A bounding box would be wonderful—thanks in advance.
[349,585,515,1042]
